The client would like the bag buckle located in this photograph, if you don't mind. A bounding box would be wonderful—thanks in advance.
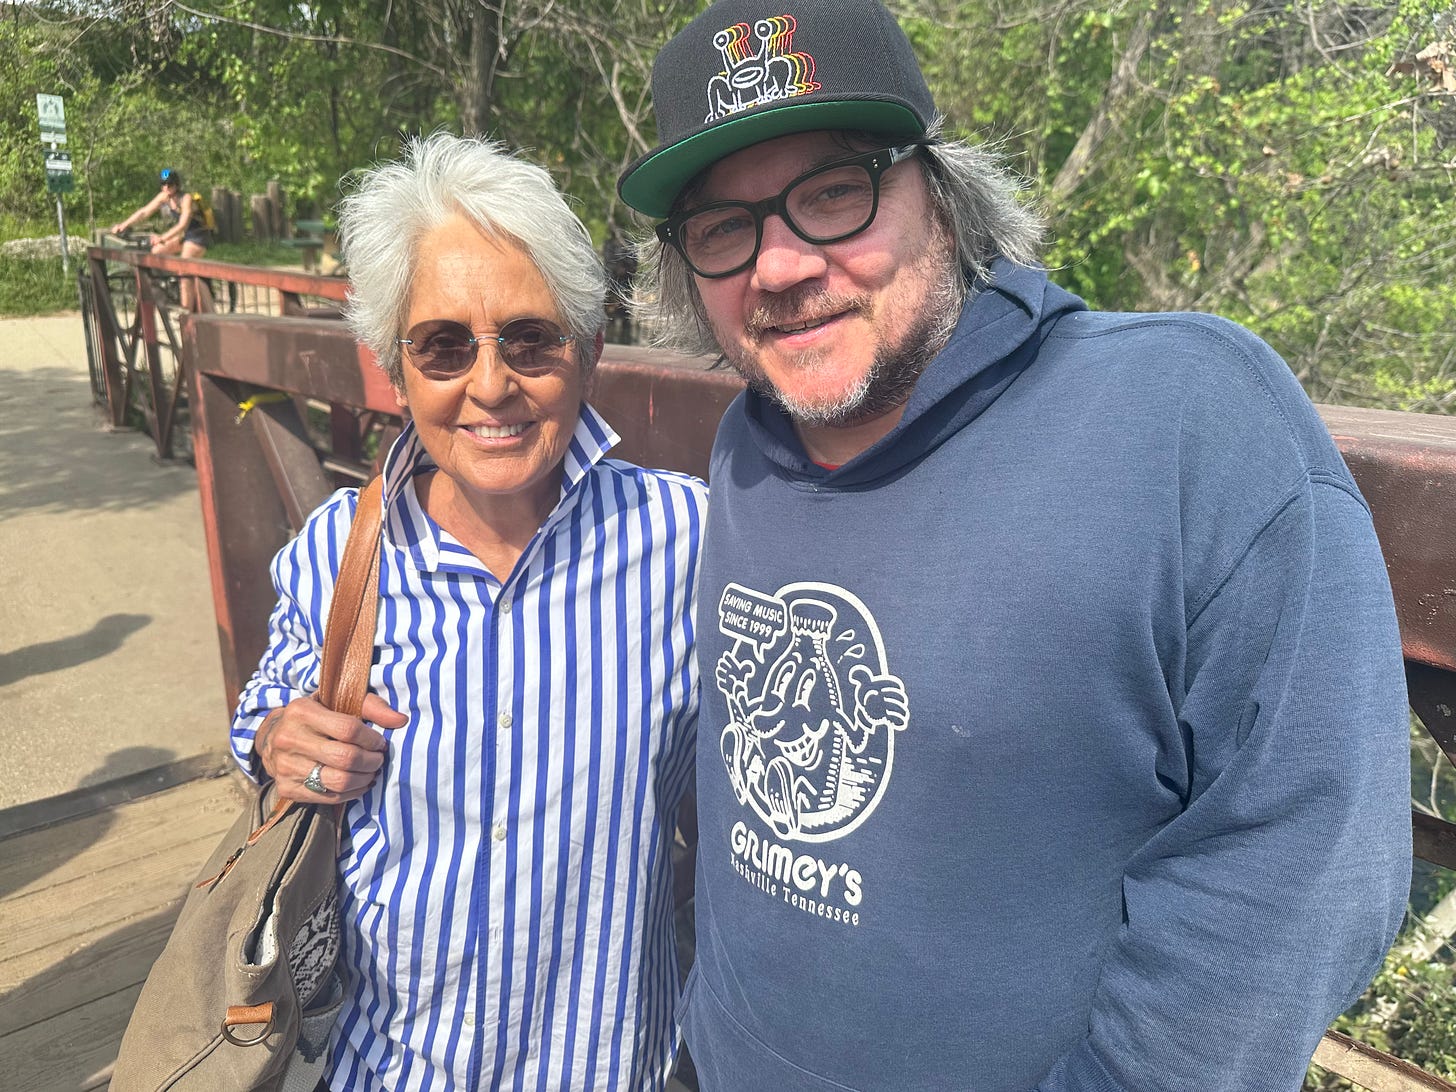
[220,1002,274,1046]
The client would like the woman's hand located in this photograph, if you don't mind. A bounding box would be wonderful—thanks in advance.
[254,692,408,802]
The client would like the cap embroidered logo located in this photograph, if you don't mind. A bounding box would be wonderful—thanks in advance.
[706,15,821,123]
[618,0,937,217]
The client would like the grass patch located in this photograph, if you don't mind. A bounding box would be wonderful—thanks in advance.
[208,240,307,267]
[0,254,80,316]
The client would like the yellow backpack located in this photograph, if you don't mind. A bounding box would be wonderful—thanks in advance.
[190,191,218,233]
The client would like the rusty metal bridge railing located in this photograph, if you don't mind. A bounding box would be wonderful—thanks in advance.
[72,282,1456,1090]
[77,244,348,462]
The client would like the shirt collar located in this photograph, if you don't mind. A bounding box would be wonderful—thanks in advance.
[378,403,621,574]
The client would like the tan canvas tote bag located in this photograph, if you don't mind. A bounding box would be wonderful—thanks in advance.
[111,476,383,1091]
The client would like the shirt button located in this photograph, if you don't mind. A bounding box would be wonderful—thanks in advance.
[498,712,512,729]
[499,597,512,614]
[492,823,507,842]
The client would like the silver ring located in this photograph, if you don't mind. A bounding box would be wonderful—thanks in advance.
[303,763,330,795]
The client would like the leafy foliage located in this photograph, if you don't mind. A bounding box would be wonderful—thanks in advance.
[1309,927,1456,1086]
[1,1,1453,405]
[3,5,273,237]
[0,1,711,249]
[916,0,1456,411]
[0,253,80,315]
[2,3,1450,392]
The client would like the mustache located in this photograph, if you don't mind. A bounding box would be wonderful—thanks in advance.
[744,289,867,339]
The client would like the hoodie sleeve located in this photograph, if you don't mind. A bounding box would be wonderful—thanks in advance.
[228,489,354,782]
[1036,475,1411,1091]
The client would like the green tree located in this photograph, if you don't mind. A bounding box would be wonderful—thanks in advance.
[913,0,1456,410]
[2,2,279,232]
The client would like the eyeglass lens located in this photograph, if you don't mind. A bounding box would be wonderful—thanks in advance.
[401,318,573,379]
[667,145,918,278]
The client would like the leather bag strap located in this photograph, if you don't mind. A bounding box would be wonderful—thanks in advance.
[232,477,384,852]
[317,476,384,717]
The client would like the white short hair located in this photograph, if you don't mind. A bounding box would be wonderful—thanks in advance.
[339,132,607,385]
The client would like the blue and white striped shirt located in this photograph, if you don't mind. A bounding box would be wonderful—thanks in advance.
[230,405,706,1091]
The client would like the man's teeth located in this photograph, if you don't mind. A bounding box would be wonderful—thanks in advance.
[777,318,824,334]
[469,423,528,439]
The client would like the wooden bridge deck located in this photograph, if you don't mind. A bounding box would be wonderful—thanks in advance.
[0,764,247,1091]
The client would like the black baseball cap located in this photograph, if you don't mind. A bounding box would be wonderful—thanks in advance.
[618,0,936,218]
[159,168,182,186]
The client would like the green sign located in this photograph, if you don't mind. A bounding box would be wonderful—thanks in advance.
[45,149,74,194]
[36,93,66,146]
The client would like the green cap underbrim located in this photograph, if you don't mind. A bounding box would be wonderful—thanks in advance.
[618,99,925,219]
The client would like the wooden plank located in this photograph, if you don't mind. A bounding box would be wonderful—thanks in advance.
[0,777,244,987]
[0,785,242,979]
[0,910,174,1038]
[0,855,205,1002]
[0,753,235,841]
[0,776,253,1085]
[1314,1030,1456,1091]
[0,774,243,901]
[0,981,141,1092]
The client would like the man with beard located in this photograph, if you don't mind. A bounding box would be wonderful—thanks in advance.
[617,1,1413,1089]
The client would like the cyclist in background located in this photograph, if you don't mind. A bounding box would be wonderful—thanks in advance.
[109,167,212,311]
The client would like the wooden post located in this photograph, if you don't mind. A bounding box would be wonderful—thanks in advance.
[209,187,229,242]
[250,194,274,243]
[267,180,286,240]
[227,190,243,244]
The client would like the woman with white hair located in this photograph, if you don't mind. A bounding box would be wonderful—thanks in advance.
[228,132,706,1092]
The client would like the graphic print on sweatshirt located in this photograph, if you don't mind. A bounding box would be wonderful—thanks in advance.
[716,581,909,845]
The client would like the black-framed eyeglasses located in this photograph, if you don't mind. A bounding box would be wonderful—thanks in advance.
[656,142,926,279]
[396,317,577,380]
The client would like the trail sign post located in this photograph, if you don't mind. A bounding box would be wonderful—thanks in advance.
[45,151,74,194]
[37,94,71,274]
[37,94,67,145]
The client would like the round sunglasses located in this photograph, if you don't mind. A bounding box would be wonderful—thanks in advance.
[397,317,578,379]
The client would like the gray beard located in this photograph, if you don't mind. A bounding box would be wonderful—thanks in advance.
[721,253,966,430]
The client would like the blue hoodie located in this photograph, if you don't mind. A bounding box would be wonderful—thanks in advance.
[681,261,1411,1091]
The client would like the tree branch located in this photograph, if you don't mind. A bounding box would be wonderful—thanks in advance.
[585,39,650,158]
[1049,5,1160,204]
[165,0,449,80]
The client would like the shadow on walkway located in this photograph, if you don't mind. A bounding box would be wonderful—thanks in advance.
[0,746,177,902]
[0,613,151,687]
[0,365,194,518]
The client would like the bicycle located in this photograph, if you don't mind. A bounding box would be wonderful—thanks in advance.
[82,229,204,461]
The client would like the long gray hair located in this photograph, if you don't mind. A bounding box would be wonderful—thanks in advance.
[339,132,607,386]
[633,119,1046,356]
